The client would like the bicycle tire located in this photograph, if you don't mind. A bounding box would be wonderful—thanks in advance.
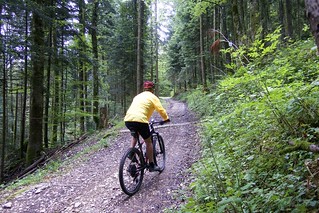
[152,134,166,172]
[119,147,144,195]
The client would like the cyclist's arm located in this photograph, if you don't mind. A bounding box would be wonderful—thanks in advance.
[152,97,169,121]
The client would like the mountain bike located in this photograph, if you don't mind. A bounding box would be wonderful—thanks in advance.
[119,120,166,196]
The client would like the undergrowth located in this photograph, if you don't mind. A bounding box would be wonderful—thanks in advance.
[178,36,319,212]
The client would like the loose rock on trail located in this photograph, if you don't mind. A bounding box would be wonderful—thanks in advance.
[1,98,201,213]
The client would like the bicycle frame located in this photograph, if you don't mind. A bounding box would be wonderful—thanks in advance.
[131,120,162,168]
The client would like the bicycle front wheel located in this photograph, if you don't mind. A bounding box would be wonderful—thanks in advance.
[152,134,166,172]
[119,148,144,196]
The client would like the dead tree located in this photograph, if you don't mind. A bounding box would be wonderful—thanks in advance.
[305,0,319,53]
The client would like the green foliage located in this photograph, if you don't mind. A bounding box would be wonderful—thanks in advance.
[179,38,319,212]
[248,27,281,62]
[193,0,227,17]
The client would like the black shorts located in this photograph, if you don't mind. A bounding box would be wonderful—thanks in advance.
[125,121,151,140]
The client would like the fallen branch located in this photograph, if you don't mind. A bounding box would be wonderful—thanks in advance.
[14,134,89,181]
[47,134,88,160]
[17,155,46,179]
[280,140,319,154]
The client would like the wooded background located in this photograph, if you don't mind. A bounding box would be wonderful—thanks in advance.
[0,0,312,182]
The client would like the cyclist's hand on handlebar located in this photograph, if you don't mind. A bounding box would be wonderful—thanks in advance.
[160,119,170,125]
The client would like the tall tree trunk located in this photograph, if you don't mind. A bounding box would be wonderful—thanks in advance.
[231,0,239,43]
[52,19,60,144]
[279,0,285,39]
[210,6,217,84]
[60,18,66,143]
[150,2,154,82]
[44,0,54,148]
[136,0,143,94]
[26,0,45,165]
[1,6,6,181]
[91,0,100,129]
[79,0,86,133]
[259,0,269,39]
[221,5,231,68]
[154,0,159,95]
[21,5,29,159]
[44,49,51,148]
[1,54,6,183]
[9,61,15,147]
[285,0,293,38]
[199,14,207,91]
[14,90,19,148]
[238,0,246,38]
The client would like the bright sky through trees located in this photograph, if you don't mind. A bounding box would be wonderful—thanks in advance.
[153,0,174,41]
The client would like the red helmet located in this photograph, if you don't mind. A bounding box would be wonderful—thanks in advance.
[143,81,155,89]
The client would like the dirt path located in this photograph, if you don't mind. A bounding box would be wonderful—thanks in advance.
[1,98,200,213]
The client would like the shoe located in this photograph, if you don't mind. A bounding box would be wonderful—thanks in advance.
[149,164,161,172]
[128,152,137,163]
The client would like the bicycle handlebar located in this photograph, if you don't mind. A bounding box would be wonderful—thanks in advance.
[150,119,170,125]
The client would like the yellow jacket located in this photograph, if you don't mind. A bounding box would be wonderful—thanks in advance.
[124,91,169,123]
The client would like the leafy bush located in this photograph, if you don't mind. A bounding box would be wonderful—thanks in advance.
[179,38,319,212]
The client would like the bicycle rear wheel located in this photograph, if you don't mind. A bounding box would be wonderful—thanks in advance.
[119,148,144,195]
[152,134,165,172]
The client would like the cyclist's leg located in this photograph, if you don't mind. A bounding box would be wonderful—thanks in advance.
[137,125,154,164]
[144,137,154,163]
[125,121,138,148]
[145,137,161,171]
[130,137,137,148]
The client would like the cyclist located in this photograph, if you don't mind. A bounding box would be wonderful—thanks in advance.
[124,81,170,172]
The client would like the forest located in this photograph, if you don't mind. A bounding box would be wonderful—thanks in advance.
[1,0,319,211]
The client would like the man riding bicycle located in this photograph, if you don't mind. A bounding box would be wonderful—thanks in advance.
[124,81,170,172]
